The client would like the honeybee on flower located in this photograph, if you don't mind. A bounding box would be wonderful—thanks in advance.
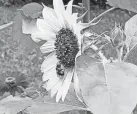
[23,0,99,102]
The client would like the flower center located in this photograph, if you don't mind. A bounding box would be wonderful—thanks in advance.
[5,77,16,87]
[5,77,16,83]
[55,28,79,69]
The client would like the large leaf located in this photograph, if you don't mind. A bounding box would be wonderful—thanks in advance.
[0,95,32,114]
[107,0,137,13]
[0,86,88,114]
[27,86,88,114]
[76,55,137,114]
[124,44,137,65]
[124,14,137,49]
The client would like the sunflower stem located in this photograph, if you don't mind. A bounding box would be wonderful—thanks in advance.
[90,45,108,62]
[116,47,122,63]
[91,7,116,23]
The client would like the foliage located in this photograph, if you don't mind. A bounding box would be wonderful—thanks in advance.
[76,55,137,114]
[107,0,137,13]
[1,0,137,114]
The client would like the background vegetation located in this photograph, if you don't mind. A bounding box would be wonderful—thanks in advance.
[0,0,136,114]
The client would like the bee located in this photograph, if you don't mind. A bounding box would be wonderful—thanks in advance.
[56,61,65,77]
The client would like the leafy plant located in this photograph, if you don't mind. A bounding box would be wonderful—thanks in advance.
[1,0,137,114]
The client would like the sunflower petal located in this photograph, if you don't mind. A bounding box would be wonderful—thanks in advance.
[46,78,60,91]
[43,67,59,91]
[56,70,68,102]
[42,72,51,82]
[40,41,55,53]
[31,31,55,43]
[56,85,63,102]
[41,53,57,73]
[62,68,74,101]
[64,12,77,29]
[73,24,82,49]
[51,79,63,98]
[37,19,57,33]
[53,0,66,27]
[42,5,61,31]
[64,0,75,28]
[66,0,73,15]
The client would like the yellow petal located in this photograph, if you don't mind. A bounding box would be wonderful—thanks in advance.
[62,68,74,101]
[56,70,68,102]
[46,77,59,91]
[31,31,55,43]
[66,0,73,15]
[41,53,57,73]
[40,41,55,53]
[43,66,59,91]
[56,81,65,102]
[53,0,66,27]
[42,5,61,31]
[37,19,57,33]
[51,79,63,98]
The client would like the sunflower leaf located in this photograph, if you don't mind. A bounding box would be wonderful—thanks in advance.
[27,88,88,114]
[76,54,137,114]
[125,14,137,49]
[107,0,137,13]
[124,44,137,65]
[0,95,32,114]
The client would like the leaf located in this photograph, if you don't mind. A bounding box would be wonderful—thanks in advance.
[76,54,137,114]
[27,86,88,114]
[101,43,117,59]
[20,2,43,19]
[107,0,137,13]
[0,95,32,114]
[124,14,137,49]
[0,86,87,114]
[124,44,137,65]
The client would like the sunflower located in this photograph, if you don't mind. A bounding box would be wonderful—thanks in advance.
[23,0,98,102]
[0,71,28,96]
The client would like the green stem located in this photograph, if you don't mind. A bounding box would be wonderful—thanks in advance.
[116,47,122,62]
[90,45,108,62]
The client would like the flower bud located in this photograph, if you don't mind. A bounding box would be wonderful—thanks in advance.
[110,24,126,47]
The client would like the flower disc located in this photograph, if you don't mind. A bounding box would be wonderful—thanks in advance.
[55,28,79,68]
